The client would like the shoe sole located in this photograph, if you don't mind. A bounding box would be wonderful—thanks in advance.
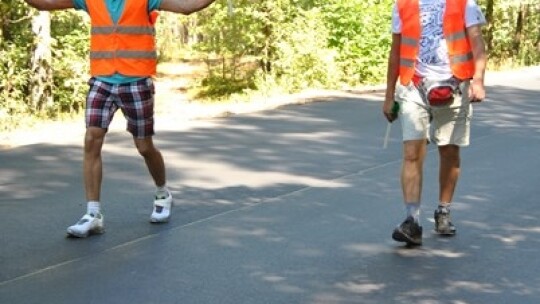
[392,228,422,246]
[434,228,456,236]
[66,227,105,238]
[150,217,170,223]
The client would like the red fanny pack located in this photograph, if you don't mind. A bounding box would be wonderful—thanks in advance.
[413,75,459,106]
[427,87,454,105]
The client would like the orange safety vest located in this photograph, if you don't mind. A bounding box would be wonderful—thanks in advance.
[397,0,475,85]
[87,0,157,77]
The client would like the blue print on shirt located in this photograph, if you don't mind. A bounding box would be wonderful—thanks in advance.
[418,0,448,67]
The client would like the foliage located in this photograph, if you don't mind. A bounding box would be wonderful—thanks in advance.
[0,0,33,130]
[271,8,340,91]
[184,0,352,97]
[0,4,88,131]
[0,43,31,130]
[187,0,269,99]
[49,11,89,115]
[319,0,394,85]
[478,0,540,68]
[1,0,539,129]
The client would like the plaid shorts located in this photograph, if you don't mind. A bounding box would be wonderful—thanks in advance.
[85,77,155,138]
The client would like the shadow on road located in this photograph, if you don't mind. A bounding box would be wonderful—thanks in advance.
[1,83,540,303]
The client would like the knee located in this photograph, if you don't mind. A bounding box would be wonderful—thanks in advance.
[84,129,105,154]
[439,145,460,162]
[403,147,424,163]
[135,140,156,158]
[402,140,426,164]
[403,150,422,163]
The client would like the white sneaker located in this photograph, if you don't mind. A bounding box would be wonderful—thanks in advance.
[150,191,172,223]
[66,213,105,238]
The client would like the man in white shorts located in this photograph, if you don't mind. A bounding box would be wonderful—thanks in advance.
[383,0,487,246]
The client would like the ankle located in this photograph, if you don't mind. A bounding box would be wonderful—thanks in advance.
[406,202,421,223]
[87,201,101,215]
[156,185,170,197]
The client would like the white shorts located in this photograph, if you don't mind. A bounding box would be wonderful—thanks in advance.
[395,80,473,146]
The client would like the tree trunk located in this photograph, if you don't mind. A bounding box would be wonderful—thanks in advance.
[513,3,526,55]
[29,11,53,113]
[484,0,494,52]
[0,19,3,45]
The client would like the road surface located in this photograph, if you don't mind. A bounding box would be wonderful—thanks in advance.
[1,67,539,303]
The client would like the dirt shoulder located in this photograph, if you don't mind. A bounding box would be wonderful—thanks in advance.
[1,65,538,150]
[0,88,381,150]
[0,61,384,150]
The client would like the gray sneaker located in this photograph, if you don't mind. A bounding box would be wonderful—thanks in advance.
[434,208,456,235]
[392,216,423,246]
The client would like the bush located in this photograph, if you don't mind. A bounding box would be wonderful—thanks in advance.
[49,11,89,116]
[0,43,31,131]
[320,0,393,85]
[195,74,255,100]
[271,8,340,91]
[0,8,89,131]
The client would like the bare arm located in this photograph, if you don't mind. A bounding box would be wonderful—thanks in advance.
[159,0,216,15]
[383,33,401,122]
[466,24,487,101]
[24,0,74,10]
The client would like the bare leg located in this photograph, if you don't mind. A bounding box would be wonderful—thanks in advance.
[393,139,427,245]
[135,136,172,223]
[438,144,460,204]
[133,136,166,187]
[401,139,427,203]
[84,127,107,201]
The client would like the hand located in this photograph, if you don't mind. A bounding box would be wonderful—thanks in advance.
[468,78,486,103]
[383,99,398,123]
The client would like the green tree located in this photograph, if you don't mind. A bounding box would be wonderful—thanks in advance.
[319,0,393,85]
[0,0,33,129]
[478,0,539,67]
[2,0,539,129]
[29,11,53,113]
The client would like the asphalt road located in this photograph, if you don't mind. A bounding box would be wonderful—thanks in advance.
[1,67,540,303]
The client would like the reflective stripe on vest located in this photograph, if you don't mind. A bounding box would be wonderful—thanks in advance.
[400,58,415,68]
[397,0,475,85]
[401,36,418,46]
[90,50,157,59]
[91,26,156,35]
[87,0,157,77]
[446,31,466,42]
[450,52,473,65]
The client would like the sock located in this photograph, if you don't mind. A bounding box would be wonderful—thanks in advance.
[156,185,170,199]
[406,203,421,223]
[87,201,101,215]
[438,202,450,213]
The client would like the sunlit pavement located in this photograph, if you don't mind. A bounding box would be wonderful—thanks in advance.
[1,67,540,303]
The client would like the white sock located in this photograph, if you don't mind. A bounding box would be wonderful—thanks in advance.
[87,201,101,215]
[406,203,421,223]
[156,185,170,198]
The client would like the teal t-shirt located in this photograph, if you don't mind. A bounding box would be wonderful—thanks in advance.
[73,0,162,84]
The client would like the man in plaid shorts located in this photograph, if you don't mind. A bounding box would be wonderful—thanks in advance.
[25,0,216,237]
